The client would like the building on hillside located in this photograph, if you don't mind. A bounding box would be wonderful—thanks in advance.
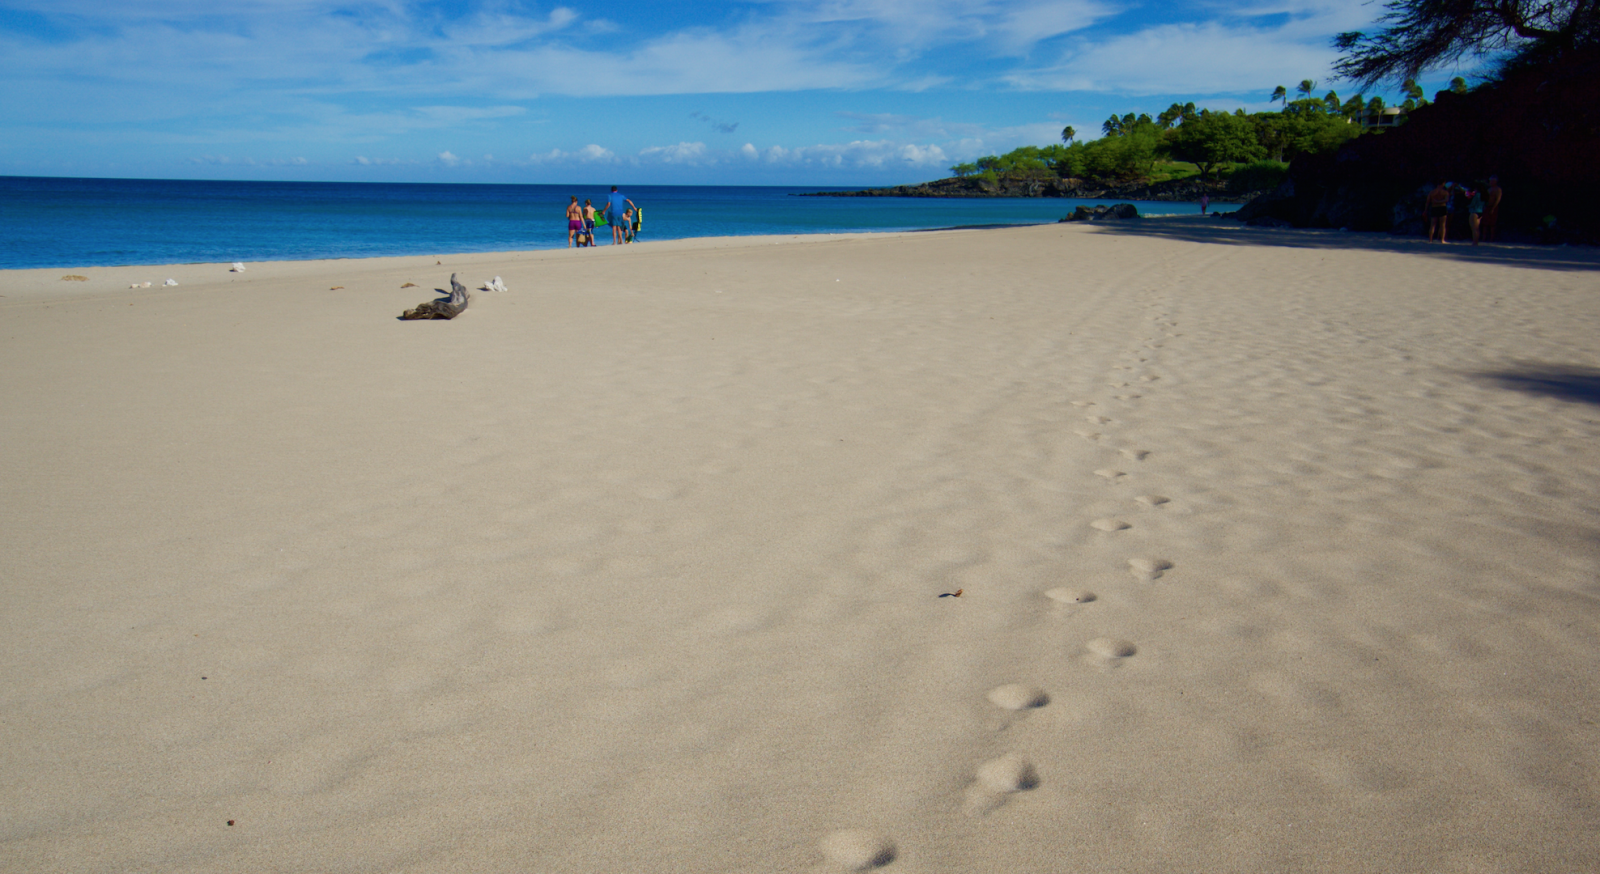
[1356,106,1407,130]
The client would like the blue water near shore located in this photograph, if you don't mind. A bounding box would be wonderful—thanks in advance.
[1,176,1210,269]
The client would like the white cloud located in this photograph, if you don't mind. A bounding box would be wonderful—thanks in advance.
[0,0,1120,113]
[741,143,759,160]
[1007,2,1372,95]
[639,141,710,164]
[438,5,579,48]
[438,150,460,165]
[757,139,952,169]
[528,144,617,164]
[780,0,1114,54]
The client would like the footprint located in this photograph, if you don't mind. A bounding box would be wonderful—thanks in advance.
[1094,469,1125,481]
[1086,637,1138,658]
[1044,587,1096,604]
[1090,518,1130,531]
[1128,558,1174,580]
[976,754,1039,793]
[1139,375,1159,382]
[1086,416,1111,424]
[1113,394,1141,400]
[819,831,895,870]
[965,754,1040,815]
[1119,448,1150,461]
[986,684,1049,711]
[1071,401,1095,407]
[1073,429,1101,440]
[1134,495,1170,506]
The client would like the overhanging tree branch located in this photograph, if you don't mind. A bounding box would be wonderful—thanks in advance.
[1333,0,1596,86]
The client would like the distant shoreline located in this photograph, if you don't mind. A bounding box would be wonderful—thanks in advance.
[802,174,1260,203]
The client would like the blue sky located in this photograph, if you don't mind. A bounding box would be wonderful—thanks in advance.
[0,1,1471,186]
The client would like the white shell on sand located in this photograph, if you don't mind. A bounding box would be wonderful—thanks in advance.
[986,683,1049,710]
[818,830,895,870]
[976,754,1039,794]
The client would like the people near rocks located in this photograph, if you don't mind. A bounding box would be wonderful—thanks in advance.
[607,186,638,245]
[1199,194,1210,215]
[1482,176,1503,243]
[566,196,584,248]
[1466,183,1486,245]
[1425,179,1450,243]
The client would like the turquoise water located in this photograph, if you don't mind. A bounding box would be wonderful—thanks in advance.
[0,176,1208,269]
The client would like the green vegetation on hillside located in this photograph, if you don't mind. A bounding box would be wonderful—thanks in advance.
[953,84,1369,186]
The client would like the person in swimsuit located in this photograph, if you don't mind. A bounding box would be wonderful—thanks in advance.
[582,199,596,247]
[1425,179,1450,243]
[1466,183,1485,246]
[566,196,584,248]
[1482,176,1503,242]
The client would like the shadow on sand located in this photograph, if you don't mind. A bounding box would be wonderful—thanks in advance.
[1474,365,1600,405]
[1084,215,1600,273]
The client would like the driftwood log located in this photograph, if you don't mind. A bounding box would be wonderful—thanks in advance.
[400,274,470,320]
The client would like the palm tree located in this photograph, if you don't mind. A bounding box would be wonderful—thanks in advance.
[1270,85,1288,108]
[1402,78,1427,106]
[1060,126,1076,144]
[1323,90,1341,112]
[1296,79,1318,100]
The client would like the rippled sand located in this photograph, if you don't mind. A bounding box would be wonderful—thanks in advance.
[3,222,1598,872]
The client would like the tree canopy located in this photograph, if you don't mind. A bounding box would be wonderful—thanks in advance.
[1165,111,1264,179]
[1333,0,1600,86]
[953,75,1367,186]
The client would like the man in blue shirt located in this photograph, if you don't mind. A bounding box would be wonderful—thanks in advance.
[606,186,637,245]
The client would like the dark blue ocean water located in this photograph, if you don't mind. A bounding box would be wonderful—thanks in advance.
[0,176,1208,269]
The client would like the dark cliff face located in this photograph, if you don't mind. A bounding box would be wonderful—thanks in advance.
[1237,49,1600,242]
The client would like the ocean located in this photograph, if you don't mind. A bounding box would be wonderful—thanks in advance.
[0,176,1209,270]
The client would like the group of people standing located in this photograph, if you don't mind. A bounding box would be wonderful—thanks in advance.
[566,186,640,248]
[1425,176,1501,246]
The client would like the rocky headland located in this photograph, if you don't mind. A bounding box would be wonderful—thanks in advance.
[1234,47,1600,244]
[805,175,1260,203]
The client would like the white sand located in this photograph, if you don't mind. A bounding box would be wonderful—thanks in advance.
[3,222,1599,872]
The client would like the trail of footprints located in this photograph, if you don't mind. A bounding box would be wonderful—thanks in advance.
[816,304,1186,870]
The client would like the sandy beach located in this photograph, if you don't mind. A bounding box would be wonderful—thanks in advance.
[3,220,1598,873]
